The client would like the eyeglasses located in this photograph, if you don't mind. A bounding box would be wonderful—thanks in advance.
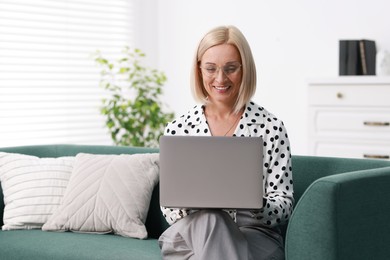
[199,62,242,77]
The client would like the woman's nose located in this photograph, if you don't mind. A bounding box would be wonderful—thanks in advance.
[214,68,227,83]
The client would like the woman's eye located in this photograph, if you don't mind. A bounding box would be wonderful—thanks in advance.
[224,66,237,73]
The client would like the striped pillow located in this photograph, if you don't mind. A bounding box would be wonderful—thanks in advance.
[0,152,74,230]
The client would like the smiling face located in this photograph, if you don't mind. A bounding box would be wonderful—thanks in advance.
[199,44,242,108]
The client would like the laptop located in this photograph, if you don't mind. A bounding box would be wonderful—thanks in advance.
[159,136,264,209]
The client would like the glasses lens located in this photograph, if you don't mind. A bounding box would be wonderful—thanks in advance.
[223,64,240,75]
[204,66,217,76]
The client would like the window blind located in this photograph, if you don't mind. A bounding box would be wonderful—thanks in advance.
[0,0,136,147]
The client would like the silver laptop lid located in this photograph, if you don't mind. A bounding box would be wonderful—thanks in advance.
[159,136,263,209]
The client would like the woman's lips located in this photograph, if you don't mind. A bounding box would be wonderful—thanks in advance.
[214,85,230,92]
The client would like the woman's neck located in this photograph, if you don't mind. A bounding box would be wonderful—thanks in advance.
[204,102,238,119]
[203,103,244,136]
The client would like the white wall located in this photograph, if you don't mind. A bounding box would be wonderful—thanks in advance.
[151,0,390,155]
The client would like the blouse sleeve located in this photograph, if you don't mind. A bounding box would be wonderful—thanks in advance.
[160,207,194,225]
[160,120,198,225]
[251,120,294,227]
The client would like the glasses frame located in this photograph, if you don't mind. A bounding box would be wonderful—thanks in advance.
[199,62,242,78]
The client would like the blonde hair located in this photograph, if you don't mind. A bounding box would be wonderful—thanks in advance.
[190,25,257,114]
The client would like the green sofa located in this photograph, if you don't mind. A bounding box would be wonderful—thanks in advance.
[0,144,389,260]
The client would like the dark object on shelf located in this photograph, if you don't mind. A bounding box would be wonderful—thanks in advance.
[339,39,376,75]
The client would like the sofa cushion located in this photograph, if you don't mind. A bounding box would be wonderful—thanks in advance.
[0,152,74,230]
[0,230,161,260]
[42,153,159,239]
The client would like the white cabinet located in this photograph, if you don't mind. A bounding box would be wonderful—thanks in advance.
[308,76,390,159]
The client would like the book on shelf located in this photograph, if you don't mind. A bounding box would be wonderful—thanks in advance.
[339,39,376,76]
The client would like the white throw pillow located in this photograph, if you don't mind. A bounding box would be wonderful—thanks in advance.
[42,153,159,239]
[0,152,75,230]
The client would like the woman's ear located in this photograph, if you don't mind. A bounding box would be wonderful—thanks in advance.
[197,62,202,77]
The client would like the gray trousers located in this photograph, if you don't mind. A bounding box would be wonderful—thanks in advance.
[158,209,284,260]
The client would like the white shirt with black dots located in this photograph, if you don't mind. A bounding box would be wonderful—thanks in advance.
[160,101,294,228]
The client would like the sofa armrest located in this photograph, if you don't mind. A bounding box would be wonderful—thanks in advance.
[285,166,390,260]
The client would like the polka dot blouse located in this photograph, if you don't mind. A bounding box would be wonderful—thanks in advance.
[160,101,294,228]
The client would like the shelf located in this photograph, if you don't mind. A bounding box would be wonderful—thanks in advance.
[307,76,390,85]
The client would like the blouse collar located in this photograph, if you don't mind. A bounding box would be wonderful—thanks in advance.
[184,101,267,127]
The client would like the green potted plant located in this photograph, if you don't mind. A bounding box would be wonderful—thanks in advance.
[94,47,174,148]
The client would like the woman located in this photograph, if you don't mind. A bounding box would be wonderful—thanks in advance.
[159,25,294,260]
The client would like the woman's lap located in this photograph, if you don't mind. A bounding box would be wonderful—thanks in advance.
[159,209,284,260]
